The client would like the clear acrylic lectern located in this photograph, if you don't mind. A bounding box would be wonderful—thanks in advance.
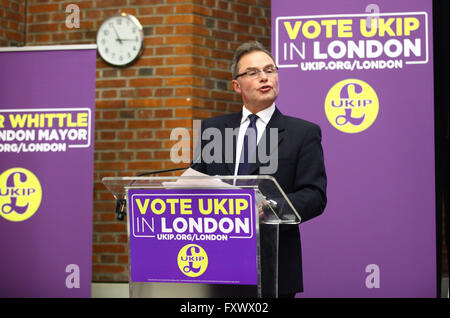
[102,175,301,298]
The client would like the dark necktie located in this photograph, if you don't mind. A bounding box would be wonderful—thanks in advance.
[237,114,259,175]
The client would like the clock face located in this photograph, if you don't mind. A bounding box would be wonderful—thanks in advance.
[96,13,144,66]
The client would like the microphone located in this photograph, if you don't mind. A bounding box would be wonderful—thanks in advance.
[136,166,190,177]
[114,165,191,220]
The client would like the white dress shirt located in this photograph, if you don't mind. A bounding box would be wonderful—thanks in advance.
[233,103,276,176]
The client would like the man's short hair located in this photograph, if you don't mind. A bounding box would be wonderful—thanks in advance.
[231,41,276,79]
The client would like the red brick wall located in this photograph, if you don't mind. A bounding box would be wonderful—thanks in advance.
[6,0,271,282]
[0,0,25,46]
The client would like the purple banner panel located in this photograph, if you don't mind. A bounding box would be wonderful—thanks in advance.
[0,46,96,297]
[128,188,258,285]
[272,1,436,297]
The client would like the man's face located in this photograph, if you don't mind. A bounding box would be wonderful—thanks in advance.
[232,51,279,112]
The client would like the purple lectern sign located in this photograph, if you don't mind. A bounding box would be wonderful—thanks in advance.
[128,188,258,285]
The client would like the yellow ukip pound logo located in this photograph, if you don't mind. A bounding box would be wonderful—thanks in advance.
[0,168,42,222]
[177,244,208,278]
[325,79,379,134]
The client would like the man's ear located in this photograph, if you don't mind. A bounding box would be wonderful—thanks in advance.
[232,79,241,94]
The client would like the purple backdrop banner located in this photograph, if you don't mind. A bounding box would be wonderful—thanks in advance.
[0,46,96,297]
[272,1,436,297]
[128,188,258,285]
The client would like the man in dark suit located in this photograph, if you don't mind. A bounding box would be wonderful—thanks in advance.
[191,41,327,297]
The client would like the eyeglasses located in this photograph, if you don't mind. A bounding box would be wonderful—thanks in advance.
[235,66,279,80]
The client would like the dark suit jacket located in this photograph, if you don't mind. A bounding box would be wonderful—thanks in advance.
[191,107,327,294]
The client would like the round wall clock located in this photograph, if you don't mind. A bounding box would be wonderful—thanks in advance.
[96,12,144,66]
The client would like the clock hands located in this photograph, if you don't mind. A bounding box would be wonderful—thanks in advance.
[111,25,137,43]
[111,25,122,44]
